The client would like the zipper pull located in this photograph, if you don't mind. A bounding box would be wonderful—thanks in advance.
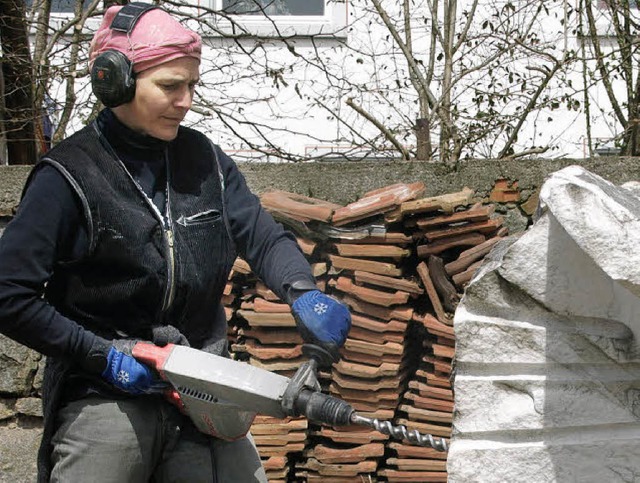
[167,229,175,247]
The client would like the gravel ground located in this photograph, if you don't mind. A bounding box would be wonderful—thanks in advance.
[0,418,42,483]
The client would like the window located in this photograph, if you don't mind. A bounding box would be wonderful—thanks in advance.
[222,0,324,16]
[597,0,639,8]
[25,0,92,14]
[208,0,347,38]
[582,0,640,37]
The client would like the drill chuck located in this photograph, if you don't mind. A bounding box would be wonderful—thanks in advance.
[294,389,354,426]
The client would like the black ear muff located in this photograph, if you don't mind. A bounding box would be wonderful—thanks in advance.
[90,2,160,108]
[91,49,136,108]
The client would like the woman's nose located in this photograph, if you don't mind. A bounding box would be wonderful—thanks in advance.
[174,87,193,108]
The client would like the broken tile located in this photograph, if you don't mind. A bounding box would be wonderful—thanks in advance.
[356,408,396,420]
[416,232,486,257]
[342,295,414,321]
[421,358,453,378]
[251,419,308,435]
[298,457,379,476]
[429,343,455,360]
[422,217,503,242]
[264,470,288,481]
[386,458,447,471]
[253,432,308,446]
[296,473,368,483]
[311,262,327,277]
[426,255,460,313]
[410,204,494,230]
[408,381,453,401]
[240,298,291,313]
[332,370,408,391]
[329,254,402,277]
[395,418,451,438]
[339,232,413,245]
[344,338,404,356]
[341,348,402,366]
[243,282,281,301]
[347,325,405,345]
[312,428,388,446]
[233,257,252,274]
[354,270,423,295]
[445,236,502,275]
[378,468,448,482]
[304,443,385,464]
[334,243,411,259]
[404,392,454,413]
[416,262,447,323]
[262,456,288,470]
[363,182,426,203]
[351,313,407,334]
[250,357,306,372]
[398,404,453,424]
[399,187,474,217]
[237,310,296,327]
[334,359,402,379]
[232,340,302,360]
[350,399,398,413]
[258,443,306,456]
[332,193,399,226]
[388,441,448,459]
[260,190,340,222]
[445,236,501,276]
[332,182,425,226]
[296,237,317,256]
[329,383,402,405]
[238,327,303,345]
[489,178,520,203]
[414,313,455,339]
[331,277,410,307]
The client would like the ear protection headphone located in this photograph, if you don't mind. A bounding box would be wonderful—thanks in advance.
[90,2,160,108]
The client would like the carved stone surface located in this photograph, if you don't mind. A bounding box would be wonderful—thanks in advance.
[449,166,640,482]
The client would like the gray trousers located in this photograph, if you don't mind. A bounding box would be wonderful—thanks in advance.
[50,395,268,483]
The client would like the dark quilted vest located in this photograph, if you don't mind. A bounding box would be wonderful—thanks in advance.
[34,122,236,481]
[40,122,235,344]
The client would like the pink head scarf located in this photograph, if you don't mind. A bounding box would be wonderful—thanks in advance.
[89,5,201,74]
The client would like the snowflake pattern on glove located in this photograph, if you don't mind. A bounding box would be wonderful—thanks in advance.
[117,370,130,384]
[314,302,328,315]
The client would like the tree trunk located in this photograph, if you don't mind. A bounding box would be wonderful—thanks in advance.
[415,117,432,160]
[0,0,36,165]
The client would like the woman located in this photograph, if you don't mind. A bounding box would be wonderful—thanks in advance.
[0,3,350,481]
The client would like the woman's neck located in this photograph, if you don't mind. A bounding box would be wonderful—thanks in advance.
[97,108,168,160]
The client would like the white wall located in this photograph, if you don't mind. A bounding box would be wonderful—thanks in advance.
[40,0,635,161]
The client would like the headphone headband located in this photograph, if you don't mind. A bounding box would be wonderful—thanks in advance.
[91,2,160,108]
[110,2,160,34]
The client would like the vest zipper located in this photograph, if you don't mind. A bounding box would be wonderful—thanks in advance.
[96,124,177,314]
[163,171,177,313]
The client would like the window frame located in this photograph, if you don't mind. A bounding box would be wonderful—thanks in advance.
[200,0,348,38]
[589,0,640,37]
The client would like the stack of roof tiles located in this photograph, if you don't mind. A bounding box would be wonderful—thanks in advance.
[223,183,507,482]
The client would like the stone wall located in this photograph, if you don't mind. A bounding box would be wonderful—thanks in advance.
[0,157,638,481]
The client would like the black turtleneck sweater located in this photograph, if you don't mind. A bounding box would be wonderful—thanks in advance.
[0,109,314,365]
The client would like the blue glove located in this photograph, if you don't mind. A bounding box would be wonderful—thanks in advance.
[101,340,167,395]
[291,290,351,364]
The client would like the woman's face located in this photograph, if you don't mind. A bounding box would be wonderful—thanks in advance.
[114,56,200,141]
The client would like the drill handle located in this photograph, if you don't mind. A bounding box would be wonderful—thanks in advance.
[301,343,336,369]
